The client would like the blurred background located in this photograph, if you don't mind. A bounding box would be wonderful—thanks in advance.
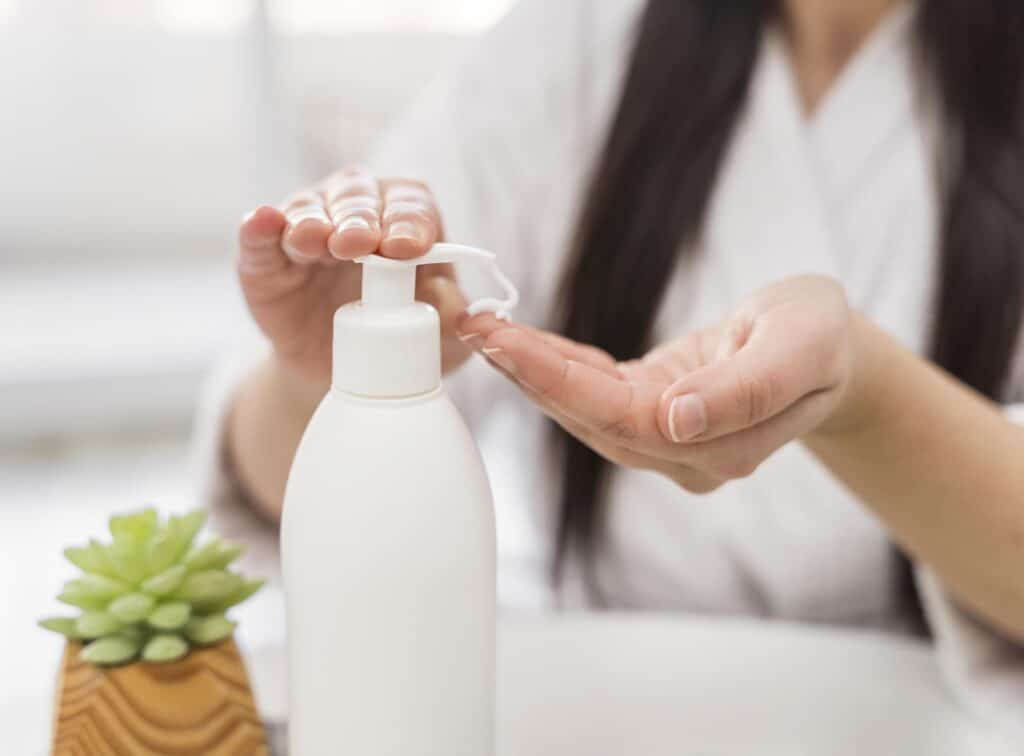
[0,0,511,741]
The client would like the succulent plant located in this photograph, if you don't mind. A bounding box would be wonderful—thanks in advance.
[39,508,264,666]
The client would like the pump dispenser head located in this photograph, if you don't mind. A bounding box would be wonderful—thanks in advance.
[332,243,519,398]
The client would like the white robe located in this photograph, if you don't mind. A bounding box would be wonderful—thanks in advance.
[192,0,1024,743]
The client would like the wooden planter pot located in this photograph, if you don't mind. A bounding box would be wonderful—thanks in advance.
[52,638,269,755]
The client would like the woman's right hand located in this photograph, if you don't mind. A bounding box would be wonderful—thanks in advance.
[237,168,471,396]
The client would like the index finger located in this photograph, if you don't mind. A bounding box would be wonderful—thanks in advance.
[324,168,383,260]
[482,327,664,443]
[378,178,442,260]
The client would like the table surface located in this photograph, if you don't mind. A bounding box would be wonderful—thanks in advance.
[7,615,1018,755]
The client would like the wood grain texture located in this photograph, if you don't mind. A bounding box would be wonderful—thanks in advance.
[52,639,269,755]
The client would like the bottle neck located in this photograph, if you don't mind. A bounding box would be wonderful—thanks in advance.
[330,384,444,405]
[331,301,442,398]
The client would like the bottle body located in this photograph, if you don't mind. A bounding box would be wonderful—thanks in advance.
[281,386,496,756]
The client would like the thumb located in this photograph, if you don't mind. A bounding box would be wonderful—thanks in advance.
[656,335,834,444]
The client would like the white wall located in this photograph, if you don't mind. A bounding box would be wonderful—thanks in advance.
[0,21,471,440]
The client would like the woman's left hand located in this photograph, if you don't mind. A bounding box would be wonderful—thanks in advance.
[458,275,859,492]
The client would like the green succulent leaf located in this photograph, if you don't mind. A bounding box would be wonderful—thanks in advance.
[109,507,158,543]
[104,538,148,585]
[76,573,131,600]
[58,574,130,610]
[81,636,140,666]
[75,611,124,639]
[38,617,82,639]
[214,543,245,569]
[173,570,243,611]
[184,538,245,573]
[42,507,261,668]
[147,601,191,631]
[209,578,266,613]
[170,511,206,553]
[57,589,105,611]
[63,542,115,577]
[184,614,236,645]
[108,592,155,624]
[142,635,189,663]
[145,529,181,576]
[141,564,187,597]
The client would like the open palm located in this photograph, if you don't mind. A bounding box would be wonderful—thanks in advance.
[458,275,854,492]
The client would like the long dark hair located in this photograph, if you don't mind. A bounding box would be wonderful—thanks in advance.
[553,0,1024,619]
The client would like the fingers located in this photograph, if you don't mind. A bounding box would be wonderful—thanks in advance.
[237,205,319,307]
[544,398,697,478]
[378,178,442,259]
[279,170,443,263]
[458,314,621,378]
[280,190,334,264]
[324,169,383,260]
[238,206,289,275]
[480,326,664,443]
[681,389,837,481]
[656,324,839,444]
[473,322,723,491]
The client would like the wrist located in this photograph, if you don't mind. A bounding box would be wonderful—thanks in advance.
[810,312,885,441]
[269,356,329,416]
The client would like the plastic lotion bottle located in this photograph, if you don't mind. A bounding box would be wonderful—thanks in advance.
[281,244,518,756]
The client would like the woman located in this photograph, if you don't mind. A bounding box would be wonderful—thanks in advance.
[198,0,1024,739]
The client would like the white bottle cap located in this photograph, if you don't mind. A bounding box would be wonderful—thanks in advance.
[332,243,519,398]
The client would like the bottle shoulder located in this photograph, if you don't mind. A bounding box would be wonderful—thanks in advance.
[297,388,478,463]
[283,387,493,514]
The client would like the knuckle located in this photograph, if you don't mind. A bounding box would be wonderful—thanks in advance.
[325,174,378,201]
[285,204,329,226]
[384,182,433,204]
[383,177,431,195]
[328,195,382,216]
[382,201,436,225]
[595,382,639,441]
[329,205,380,228]
[282,190,322,211]
[734,368,777,426]
[533,357,570,402]
[596,417,639,442]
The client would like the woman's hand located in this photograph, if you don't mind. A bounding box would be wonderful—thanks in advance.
[237,168,471,397]
[458,275,857,492]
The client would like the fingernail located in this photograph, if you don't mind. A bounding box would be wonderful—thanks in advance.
[386,220,428,244]
[281,234,301,257]
[458,331,484,351]
[668,394,707,442]
[336,215,373,234]
[482,346,516,375]
[281,233,316,261]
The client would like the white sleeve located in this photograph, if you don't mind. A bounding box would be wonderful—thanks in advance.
[188,341,283,588]
[916,402,1024,745]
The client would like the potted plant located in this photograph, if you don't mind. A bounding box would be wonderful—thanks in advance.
[39,507,269,755]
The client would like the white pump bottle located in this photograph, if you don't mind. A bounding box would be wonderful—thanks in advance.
[281,244,518,756]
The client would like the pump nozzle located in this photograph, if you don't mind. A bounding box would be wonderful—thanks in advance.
[355,243,519,318]
[333,244,519,398]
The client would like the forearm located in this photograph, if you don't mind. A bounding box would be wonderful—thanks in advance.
[806,314,1024,639]
[225,357,326,521]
